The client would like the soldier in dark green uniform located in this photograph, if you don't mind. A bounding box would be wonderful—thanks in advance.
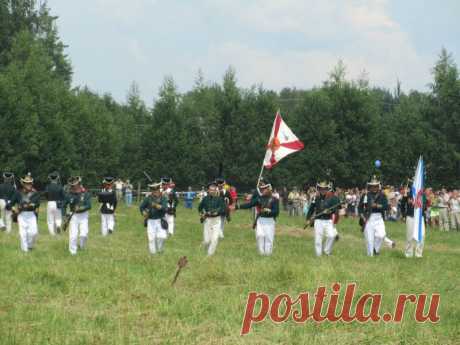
[163,177,179,236]
[10,173,40,252]
[98,177,117,236]
[63,176,92,255]
[216,177,232,239]
[400,185,427,258]
[198,182,226,256]
[306,181,341,257]
[358,176,389,256]
[45,172,65,235]
[236,181,279,256]
[140,182,168,254]
[0,172,16,233]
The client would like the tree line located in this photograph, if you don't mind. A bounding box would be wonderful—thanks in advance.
[0,0,459,190]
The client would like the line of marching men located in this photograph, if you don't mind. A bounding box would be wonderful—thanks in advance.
[0,172,178,255]
[0,171,426,258]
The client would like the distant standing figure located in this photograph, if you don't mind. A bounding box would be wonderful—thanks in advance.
[184,186,196,209]
[115,179,124,201]
[449,190,460,231]
[124,179,133,206]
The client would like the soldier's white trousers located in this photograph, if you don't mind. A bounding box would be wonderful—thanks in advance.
[255,217,276,256]
[147,219,167,254]
[314,219,336,256]
[0,199,13,233]
[69,212,89,255]
[101,213,115,236]
[405,216,425,258]
[165,214,175,236]
[47,201,62,236]
[18,211,38,252]
[203,217,221,256]
[219,215,225,238]
[364,213,386,256]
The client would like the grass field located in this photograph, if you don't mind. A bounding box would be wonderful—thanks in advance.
[0,201,459,345]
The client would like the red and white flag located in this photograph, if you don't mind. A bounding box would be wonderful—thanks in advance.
[263,111,304,169]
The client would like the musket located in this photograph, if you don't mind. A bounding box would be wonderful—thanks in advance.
[62,210,75,232]
[359,192,383,232]
[143,171,153,182]
[304,201,346,229]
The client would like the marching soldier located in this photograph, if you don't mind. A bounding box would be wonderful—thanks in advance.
[236,181,279,256]
[10,173,40,252]
[63,176,92,255]
[163,177,179,236]
[97,177,117,236]
[216,177,232,239]
[306,181,341,257]
[0,172,16,233]
[198,182,226,256]
[45,172,65,235]
[358,176,389,256]
[400,185,427,258]
[140,182,168,254]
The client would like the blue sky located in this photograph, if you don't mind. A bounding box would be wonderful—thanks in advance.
[47,0,460,104]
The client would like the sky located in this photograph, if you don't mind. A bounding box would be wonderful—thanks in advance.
[47,0,460,104]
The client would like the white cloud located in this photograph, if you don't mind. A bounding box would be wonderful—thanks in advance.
[194,0,432,91]
[92,0,158,24]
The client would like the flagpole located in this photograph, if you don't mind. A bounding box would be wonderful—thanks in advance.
[256,163,265,188]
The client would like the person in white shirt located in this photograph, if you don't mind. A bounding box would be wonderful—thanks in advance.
[438,190,450,231]
[449,190,460,231]
[115,179,124,201]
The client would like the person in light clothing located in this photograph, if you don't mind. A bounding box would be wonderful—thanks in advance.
[236,181,280,256]
[184,186,196,209]
[45,171,65,235]
[198,182,226,256]
[140,182,168,254]
[358,176,389,256]
[124,179,133,206]
[97,177,117,236]
[63,176,92,255]
[449,190,460,231]
[437,189,450,231]
[10,173,40,252]
[306,181,341,257]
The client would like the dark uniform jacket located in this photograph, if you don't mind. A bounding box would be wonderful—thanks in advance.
[45,182,65,208]
[0,183,16,208]
[400,192,427,218]
[358,191,388,218]
[240,194,279,218]
[165,189,179,216]
[306,193,341,220]
[140,195,167,219]
[198,195,226,217]
[98,189,117,214]
[10,189,41,213]
[64,190,92,214]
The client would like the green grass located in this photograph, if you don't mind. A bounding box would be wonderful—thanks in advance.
[0,202,459,345]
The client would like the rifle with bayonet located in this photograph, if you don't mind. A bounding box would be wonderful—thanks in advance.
[304,201,346,229]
